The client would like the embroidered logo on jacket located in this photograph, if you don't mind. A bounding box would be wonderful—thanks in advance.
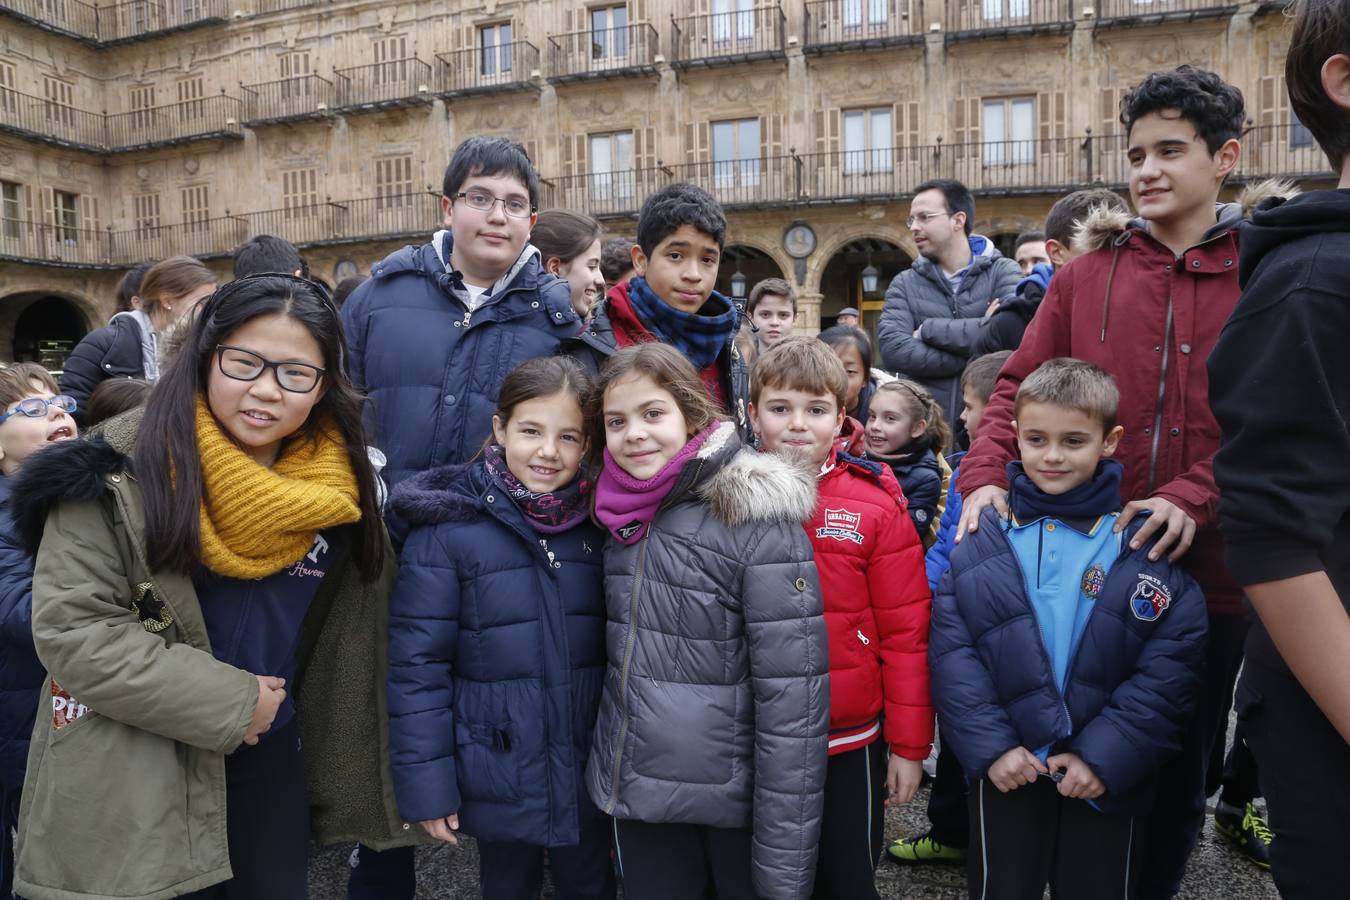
[1130,573,1173,622]
[286,533,330,579]
[132,582,174,633]
[1081,564,1106,599]
[816,507,864,544]
[617,520,644,541]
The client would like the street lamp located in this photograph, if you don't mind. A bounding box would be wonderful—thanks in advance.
[861,252,879,296]
[730,269,747,298]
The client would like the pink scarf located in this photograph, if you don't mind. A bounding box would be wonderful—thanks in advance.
[595,425,717,544]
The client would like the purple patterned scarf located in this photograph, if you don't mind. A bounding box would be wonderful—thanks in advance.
[483,444,592,534]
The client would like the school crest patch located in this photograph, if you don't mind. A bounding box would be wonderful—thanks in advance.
[132,582,173,633]
[816,507,864,544]
[1081,564,1106,599]
[1130,573,1173,622]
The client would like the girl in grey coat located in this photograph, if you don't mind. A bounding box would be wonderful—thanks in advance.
[587,344,829,900]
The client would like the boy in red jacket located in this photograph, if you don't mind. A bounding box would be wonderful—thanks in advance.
[749,336,933,899]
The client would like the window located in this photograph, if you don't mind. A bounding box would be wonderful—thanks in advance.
[712,0,755,47]
[134,192,160,238]
[589,131,634,201]
[983,0,1030,19]
[711,117,760,187]
[479,24,513,77]
[53,190,79,244]
[983,97,1035,165]
[591,5,629,61]
[1,181,20,241]
[43,76,75,127]
[375,155,414,208]
[0,62,16,115]
[177,76,204,121]
[1290,109,1314,149]
[130,85,156,129]
[181,185,209,232]
[280,51,312,100]
[373,35,409,85]
[283,168,318,219]
[842,0,888,31]
[180,0,203,19]
[843,107,892,174]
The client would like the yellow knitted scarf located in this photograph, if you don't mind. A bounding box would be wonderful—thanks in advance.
[195,394,361,579]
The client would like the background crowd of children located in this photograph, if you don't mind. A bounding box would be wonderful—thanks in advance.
[1,3,1348,898]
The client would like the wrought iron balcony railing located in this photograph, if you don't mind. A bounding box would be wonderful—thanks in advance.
[435,42,541,97]
[240,75,338,126]
[803,0,925,51]
[672,4,787,67]
[1092,0,1239,26]
[333,59,434,111]
[0,0,228,43]
[940,0,1075,38]
[547,23,661,82]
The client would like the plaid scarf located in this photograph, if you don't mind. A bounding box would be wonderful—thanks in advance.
[483,444,592,534]
[624,276,738,370]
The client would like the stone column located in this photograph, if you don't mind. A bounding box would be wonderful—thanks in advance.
[798,291,823,336]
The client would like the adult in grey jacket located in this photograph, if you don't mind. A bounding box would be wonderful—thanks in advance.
[587,420,830,900]
[877,180,1022,425]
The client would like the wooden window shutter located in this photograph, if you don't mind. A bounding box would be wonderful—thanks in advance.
[525,140,539,169]
[814,109,826,156]
[638,126,657,169]
[41,186,54,227]
[24,184,34,237]
[631,0,646,22]
[80,194,99,234]
[760,114,783,159]
[561,133,574,177]
[1258,75,1285,130]
[574,134,588,174]
[563,7,574,32]
[1037,91,1066,154]
[953,97,968,158]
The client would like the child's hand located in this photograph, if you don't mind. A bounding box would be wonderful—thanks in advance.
[243,675,285,746]
[987,746,1047,792]
[886,754,923,805]
[419,815,460,845]
[1046,753,1105,800]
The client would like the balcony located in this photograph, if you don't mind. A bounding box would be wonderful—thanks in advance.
[672,4,787,68]
[334,59,434,113]
[0,88,107,150]
[435,42,541,98]
[106,95,244,150]
[0,0,228,44]
[940,0,1075,41]
[0,221,111,266]
[1092,0,1239,28]
[541,167,674,218]
[803,0,925,52]
[1236,123,1333,183]
[240,75,338,127]
[256,0,318,13]
[547,24,661,83]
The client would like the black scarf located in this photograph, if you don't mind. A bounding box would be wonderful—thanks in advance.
[1007,459,1124,523]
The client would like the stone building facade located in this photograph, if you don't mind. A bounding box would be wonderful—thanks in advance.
[0,0,1329,364]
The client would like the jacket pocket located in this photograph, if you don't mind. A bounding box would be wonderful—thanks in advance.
[455,720,523,803]
[631,677,736,786]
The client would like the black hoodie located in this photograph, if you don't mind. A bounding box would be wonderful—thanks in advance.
[1209,188,1350,674]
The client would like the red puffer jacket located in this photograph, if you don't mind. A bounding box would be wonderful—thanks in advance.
[957,185,1292,615]
[809,450,933,759]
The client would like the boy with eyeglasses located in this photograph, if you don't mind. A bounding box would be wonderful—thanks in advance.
[0,363,78,897]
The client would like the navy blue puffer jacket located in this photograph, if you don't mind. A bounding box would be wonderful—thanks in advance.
[930,506,1207,816]
[386,461,607,846]
[0,474,42,797]
[341,235,581,488]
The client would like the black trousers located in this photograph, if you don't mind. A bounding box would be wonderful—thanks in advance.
[1203,613,1261,807]
[477,810,617,900]
[967,777,1142,900]
[926,736,969,848]
[1240,660,1350,900]
[346,844,415,900]
[812,739,887,900]
[1,788,15,900]
[180,718,309,900]
[1139,609,1246,899]
[612,818,757,900]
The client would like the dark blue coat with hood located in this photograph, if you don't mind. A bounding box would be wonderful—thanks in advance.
[385,461,607,846]
[0,474,42,797]
[341,234,581,488]
[930,504,1208,816]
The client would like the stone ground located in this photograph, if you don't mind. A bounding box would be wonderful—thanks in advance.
[308,786,1278,899]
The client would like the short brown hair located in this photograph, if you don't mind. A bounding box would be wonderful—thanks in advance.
[750,335,847,411]
[0,363,59,409]
[748,277,797,315]
[960,351,1012,405]
[1286,0,1350,172]
[86,378,151,427]
[1014,358,1120,432]
[589,343,726,445]
[1044,189,1130,247]
[139,256,215,315]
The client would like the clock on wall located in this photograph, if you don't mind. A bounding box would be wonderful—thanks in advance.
[783,223,816,259]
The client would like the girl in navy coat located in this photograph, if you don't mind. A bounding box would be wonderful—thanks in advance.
[386,356,614,900]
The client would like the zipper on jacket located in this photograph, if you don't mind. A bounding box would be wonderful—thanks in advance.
[461,307,472,328]
[605,530,650,815]
[1147,283,1176,494]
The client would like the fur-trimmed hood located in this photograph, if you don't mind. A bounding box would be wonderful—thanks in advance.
[389,461,484,526]
[10,409,140,556]
[697,422,817,528]
[1073,179,1299,252]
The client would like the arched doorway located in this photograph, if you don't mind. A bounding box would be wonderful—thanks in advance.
[5,295,91,371]
[818,238,910,346]
[989,232,1020,260]
[716,245,785,304]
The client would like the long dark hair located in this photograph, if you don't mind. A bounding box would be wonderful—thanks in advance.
[134,274,385,578]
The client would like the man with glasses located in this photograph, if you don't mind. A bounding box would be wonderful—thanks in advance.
[876,179,1021,430]
[339,137,580,899]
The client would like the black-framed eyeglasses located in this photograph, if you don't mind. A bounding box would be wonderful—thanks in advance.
[0,394,77,424]
[454,190,535,219]
[215,345,326,393]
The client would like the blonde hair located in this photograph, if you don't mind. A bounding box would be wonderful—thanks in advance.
[750,335,847,411]
[589,343,726,444]
[873,378,952,452]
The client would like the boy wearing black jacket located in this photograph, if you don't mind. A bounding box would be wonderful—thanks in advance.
[1209,1,1350,896]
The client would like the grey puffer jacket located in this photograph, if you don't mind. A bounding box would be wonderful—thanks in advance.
[876,235,1022,424]
[587,423,829,900]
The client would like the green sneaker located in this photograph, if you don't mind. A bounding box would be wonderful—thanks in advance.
[1214,801,1273,870]
[887,831,967,864]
